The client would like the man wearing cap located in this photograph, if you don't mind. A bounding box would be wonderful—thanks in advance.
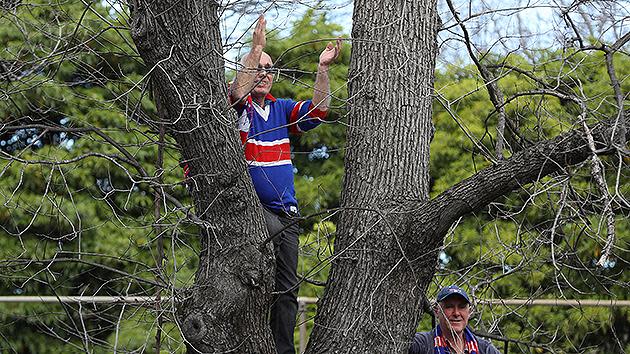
[409,285,501,354]
[228,14,342,354]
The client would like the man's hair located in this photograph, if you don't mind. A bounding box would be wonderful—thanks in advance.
[239,51,273,68]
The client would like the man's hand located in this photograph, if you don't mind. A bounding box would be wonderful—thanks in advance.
[252,15,266,50]
[312,38,342,112]
[319,38,342,67]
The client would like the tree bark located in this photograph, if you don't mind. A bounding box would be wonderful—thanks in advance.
[306,1,441,352]
[404,120,619,257]
[128,1,275,353]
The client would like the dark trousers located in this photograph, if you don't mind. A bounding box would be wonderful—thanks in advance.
[263,208,300,354]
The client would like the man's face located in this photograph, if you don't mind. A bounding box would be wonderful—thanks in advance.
[435,296,471,337]
[251,52,274,98]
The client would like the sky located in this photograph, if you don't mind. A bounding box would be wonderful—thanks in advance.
[220,0,354,68]
[220,0,629,67]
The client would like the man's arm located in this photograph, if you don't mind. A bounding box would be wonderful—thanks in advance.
[408,331,432,354]
[311,38,342,112]
[229,15,266,104]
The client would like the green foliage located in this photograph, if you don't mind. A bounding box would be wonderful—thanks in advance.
[1,3,628,354]
[296,220,336,342]
[1,1,196,352]
[264,9,350,222]
[104,310,186,353]
[430,50,630,352]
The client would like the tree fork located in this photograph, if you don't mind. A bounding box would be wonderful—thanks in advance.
[306,0,440,352]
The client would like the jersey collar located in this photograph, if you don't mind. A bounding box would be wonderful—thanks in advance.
[264,93,276,102]
[247,93,276,107]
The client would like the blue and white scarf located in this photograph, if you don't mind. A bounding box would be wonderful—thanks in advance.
[433,325,479,354]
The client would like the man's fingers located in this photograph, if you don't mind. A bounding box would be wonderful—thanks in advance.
[320,38,343,65]
[333,38,342,59]
[257,15,266,29]
[255,14,266,34]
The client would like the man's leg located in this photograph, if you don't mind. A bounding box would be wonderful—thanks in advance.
[264,209,299,354]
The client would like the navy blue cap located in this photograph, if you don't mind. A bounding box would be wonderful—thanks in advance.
[436,285,471,304]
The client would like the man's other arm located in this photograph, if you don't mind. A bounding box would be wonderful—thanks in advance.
[482,340,502,354]
[408,331,432,354]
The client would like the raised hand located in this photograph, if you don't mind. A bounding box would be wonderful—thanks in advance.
[252,15,266,49]
[319,38,342,67]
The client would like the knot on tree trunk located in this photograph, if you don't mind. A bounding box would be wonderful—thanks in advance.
[200,172,252,214]
[128,1,150,50]
[182,312,208,342]
[177,285,238,350]
[238,253,274,289]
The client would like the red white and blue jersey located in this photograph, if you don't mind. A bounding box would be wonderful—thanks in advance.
[235,93,326,214]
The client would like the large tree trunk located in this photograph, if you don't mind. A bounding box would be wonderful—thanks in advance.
[306,0,441,352]
[128,1,275,352]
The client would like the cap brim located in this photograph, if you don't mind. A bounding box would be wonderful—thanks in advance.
[438,292,470,304]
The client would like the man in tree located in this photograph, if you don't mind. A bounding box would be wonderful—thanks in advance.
[409,285,501,354]
[228,14,342,354]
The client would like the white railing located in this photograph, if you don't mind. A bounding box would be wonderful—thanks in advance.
[3,295,628,306]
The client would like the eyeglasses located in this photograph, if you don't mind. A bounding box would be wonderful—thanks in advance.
[257,64,279,75]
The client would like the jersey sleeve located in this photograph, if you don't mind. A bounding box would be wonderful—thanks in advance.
[227,82,249,116]
[285,99,328,134]
[484,341,502,354]
[408,332,431,354]
[230,96,248,117]
[230,94,251,144]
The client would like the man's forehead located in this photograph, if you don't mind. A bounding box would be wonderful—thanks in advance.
[259,53,273,66]
[240,51,274,66]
